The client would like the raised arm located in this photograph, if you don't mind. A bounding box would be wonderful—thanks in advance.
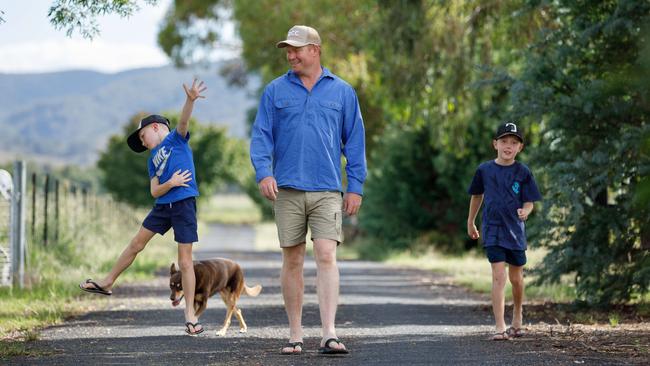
[178,78,207,138]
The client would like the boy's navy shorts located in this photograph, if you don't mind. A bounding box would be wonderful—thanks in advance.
[485,245,527,266]
[142,197,198,244]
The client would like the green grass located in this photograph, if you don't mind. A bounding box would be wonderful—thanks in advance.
[350,238,577,303]
[199,194,262,224]
[0,208,175,342]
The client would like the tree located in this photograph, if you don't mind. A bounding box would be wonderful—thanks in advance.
[157,0,546,251]
[41,0,160,39]
[511,0,650,304]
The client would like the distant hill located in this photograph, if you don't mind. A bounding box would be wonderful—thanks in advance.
[0,63,259,165]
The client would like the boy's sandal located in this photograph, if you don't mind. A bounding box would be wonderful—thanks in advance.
[318,338,349,354]
[185,322,204,336]
[79,279,112,296]
[507,327,525,338]
[492,331,509,341]
[280,341,303,355]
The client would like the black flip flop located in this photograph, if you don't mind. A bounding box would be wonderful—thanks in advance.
[280,341,303,355]
[185,322,204,336]
[318,338,349,354]
[79,279,112,296]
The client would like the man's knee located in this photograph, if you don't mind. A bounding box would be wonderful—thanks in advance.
[314,242,337,268]
[283,246,305,268]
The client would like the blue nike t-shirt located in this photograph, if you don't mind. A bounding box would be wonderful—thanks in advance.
[467,160,542,250]
[147,129,199,204]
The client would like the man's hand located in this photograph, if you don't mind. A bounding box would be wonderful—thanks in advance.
[258,176,278,201]
[183,78,207,102]
[169,169,192,187]
[467,221,480,240]
[343,192,362,216]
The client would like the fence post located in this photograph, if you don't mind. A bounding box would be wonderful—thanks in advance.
[55,179,59,243]
[10,161,26,289]
[43,174,49,247]
[31,172,36,241]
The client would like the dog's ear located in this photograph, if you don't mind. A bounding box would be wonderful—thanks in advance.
[170,262,178,274]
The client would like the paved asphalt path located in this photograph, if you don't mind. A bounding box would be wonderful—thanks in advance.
[5,224,617,365]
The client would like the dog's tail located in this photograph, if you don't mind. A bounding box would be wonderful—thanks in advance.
[243,284,262,297]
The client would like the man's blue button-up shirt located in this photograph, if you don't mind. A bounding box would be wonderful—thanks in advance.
[250,67,367,194]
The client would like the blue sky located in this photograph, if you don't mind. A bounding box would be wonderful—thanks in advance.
[0,0,238,74]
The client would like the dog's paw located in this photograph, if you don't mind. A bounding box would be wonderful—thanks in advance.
[216,329,227,337]
[239,328,248,333]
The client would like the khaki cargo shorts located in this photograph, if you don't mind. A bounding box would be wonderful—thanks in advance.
[273,188,343,247]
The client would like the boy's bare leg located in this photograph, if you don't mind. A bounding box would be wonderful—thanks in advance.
[178,243,201,332]
[81,226,155,292]
[313,238,346,351]
[508,265,525,328]
[281,243,305,353]
[491,262,508,333]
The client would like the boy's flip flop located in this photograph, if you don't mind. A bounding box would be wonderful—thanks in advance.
[79,279,112,296]
[318,338,349,354]
[280,341,303,355]
[185,322,204,336]
[492,331,509,341]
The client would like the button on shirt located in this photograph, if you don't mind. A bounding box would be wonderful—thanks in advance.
[250,67,367,194]
[467,160,542,250]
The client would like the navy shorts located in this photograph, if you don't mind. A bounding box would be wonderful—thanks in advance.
[485,245,527,266]
[142,197,198,244]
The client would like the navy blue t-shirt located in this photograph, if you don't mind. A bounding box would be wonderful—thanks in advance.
[467,160,542,250]
[147,129,199,204]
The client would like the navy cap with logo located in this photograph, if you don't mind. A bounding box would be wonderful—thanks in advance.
[127,114,171,153]
[494,122,524,143]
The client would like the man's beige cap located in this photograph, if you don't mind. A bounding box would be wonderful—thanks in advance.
[276,25,321,48]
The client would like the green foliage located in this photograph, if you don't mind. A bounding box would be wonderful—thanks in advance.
[361,124,461,251]
[48,0,159,39]
[97,114,151,208]
[512,0,650,305]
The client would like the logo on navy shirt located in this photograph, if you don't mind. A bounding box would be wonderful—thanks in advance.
[512,181,520,194]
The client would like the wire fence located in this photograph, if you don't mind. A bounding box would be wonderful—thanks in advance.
[28,172,140,249]
[0,166,142,287]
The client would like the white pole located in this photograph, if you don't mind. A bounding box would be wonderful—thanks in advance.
[10,161,26,289]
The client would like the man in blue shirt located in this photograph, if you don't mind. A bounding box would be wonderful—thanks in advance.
[250,25,367,355]
[467,122,542,341]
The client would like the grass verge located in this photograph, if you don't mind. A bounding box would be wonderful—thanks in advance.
[0,208,175,347]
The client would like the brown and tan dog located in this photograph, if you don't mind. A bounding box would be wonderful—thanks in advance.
[169,258,262,336]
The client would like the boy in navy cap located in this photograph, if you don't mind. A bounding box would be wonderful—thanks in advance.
[80,79,207,336]
[467,122,542,340]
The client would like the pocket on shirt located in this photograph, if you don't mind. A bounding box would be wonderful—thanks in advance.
[274,98,302,130]
[316,100,343,141]
[318,100,342,121]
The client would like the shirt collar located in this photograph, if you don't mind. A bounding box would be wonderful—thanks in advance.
[286,66,334,84]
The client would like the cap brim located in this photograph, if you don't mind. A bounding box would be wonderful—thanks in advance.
[127,130,147,153]
[276,40,312,48]
[495,132,524,142]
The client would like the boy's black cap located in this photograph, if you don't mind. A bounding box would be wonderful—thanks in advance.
[495,122,524,143]
[127,114,170,153]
